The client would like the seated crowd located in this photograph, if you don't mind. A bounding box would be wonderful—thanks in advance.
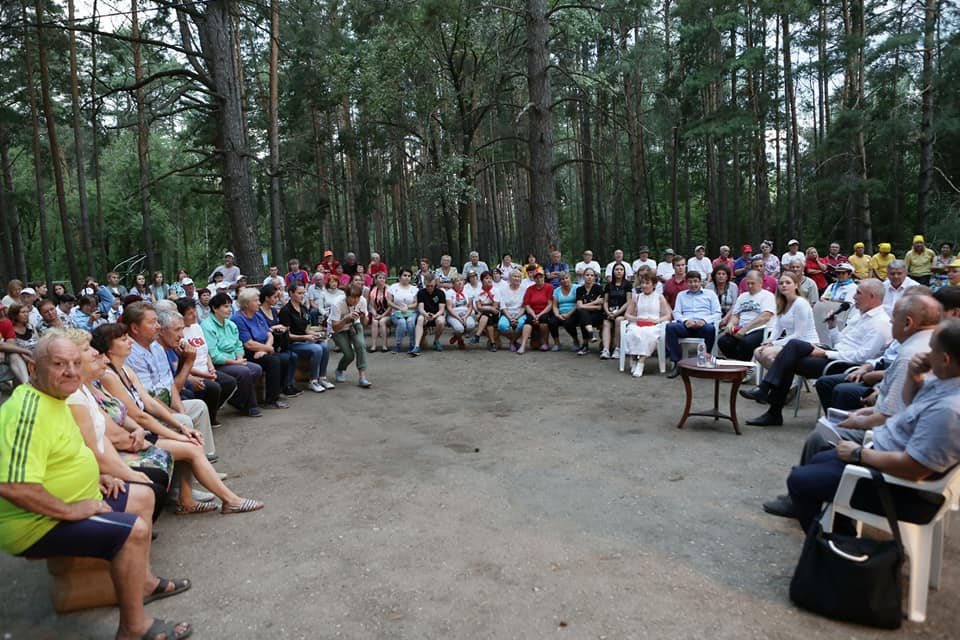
[1,235,959,636]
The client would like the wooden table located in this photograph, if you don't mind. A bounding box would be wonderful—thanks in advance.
[675,357,752,435]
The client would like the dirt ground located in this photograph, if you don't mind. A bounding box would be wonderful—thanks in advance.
[2,343,958,639]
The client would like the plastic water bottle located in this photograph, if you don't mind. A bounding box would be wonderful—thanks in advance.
[697,342,707,367]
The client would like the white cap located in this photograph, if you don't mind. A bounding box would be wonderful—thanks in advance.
[80,287,96,296]
[788,239,800,246]
[835,262,855,272]
[694,245,705,252]
[20,287,37,296]
[180,277,194,286]
[224,251,235,257]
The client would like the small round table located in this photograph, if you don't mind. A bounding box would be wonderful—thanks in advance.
[675,357,751,435]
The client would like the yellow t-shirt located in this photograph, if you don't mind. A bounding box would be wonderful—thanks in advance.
[869,252,896,280]
[848,254,871,280]
[0,385,101,555]
[904,248,935,277]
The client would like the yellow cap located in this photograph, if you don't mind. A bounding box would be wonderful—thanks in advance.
[948,258,960,268]
[853,242,865,249]
[913,235,925,244]
[878,242,891,253]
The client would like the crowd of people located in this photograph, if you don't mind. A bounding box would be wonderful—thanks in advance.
[1,235,959,637]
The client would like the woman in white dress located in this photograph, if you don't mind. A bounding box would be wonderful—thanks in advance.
[753,271,818,369]
[622,272,672,377]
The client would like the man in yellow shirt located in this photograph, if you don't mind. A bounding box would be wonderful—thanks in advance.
[904,234,936,285]
[870,242,896,280]
[0,333,193,640]
[848,242,871,280]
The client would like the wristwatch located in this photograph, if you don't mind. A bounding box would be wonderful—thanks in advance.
[853,447,863,464]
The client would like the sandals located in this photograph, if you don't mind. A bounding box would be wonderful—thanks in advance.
[144,577,191,604]
[174,502,219,516]
[140,618,192,640]
[221,498,264,514]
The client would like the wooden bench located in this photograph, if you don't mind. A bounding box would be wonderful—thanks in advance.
[44,557,117,613]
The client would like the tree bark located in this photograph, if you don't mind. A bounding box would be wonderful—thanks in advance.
[68,0,95,277]
[268,0,283,264]
[89,0,108,262]
[131,0,157,272]
[524,0,558,260]
[35,0,81,291]
[917,0,937,231]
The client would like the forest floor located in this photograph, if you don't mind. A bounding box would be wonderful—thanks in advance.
[2,342,959,639]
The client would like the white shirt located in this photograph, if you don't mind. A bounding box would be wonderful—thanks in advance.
[826,305,892,362]
[183,323,212,375]
[604,261,634,281]
[574,260,602,285]
[387,283,419,309]
[687,256,713,278]
[499,284,526,313]
[461,261,489,278]
[883,277,920,316]
[631,258,657,274]
[67,386,106,454]
[656,261,675,282]
[329,297,368,334]
[771,297,819,346]
[781,252,803,267]
[731,289,776,330]
[445,288,473,318]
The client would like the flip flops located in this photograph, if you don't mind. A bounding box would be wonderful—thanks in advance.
[144,577,191,604]
[220,498,264,514]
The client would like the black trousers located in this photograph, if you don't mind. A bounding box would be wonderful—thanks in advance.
[185,370,238,424]
[814,373,870,412]
[550,312,585,342]
[717,329,765,361]
[245,351,291,403]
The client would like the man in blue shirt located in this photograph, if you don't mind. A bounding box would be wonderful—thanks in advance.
[784,319,960,531]
[544,250,569,288]
[732,244,753,283]
[664,270,721,377]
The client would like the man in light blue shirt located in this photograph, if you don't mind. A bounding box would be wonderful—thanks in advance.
[665,270,721,371]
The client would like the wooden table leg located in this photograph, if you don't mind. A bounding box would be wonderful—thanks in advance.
[729,377,742,435]
[676,370,693,430]
[713,379,720,420]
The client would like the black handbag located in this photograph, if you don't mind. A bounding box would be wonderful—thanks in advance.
[789,469,904,629]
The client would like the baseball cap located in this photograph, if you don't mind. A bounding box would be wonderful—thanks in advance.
[20,287,36,296]
[788,238,799,246]
[664,248,675,255]
[853,242,865,249]
[913,235,925,244]
[180,277,194,286]
[638,246,649,253]
[224,251,235,258]
[741,244,753,253]
[835,263,855,272]
[694,245,705,252]
[947,258,960,268]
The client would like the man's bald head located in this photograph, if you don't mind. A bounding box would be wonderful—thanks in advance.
[30,332,83,399]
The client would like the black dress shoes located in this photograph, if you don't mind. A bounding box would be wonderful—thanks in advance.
[746,411,783,427]
[762,494,798,518]
[666,363,681,379]
[739,386,769,403]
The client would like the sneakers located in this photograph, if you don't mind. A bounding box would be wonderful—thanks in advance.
[433,340,444,352]
[509,342,518,352]
[470,334,481,345]
[334,370,347,383]
[409,346,421,357]
[487,343,498,352]
[283,385,303,398]
[247,407,263,418]
[600,349,610,359]
[268,398,290,409]
[577,345,589,356]
[517,343,526,355]
[550,344,559,351]
[392,345,400,354]
[319,377,336,390]
[612,347,620,359]
[358,377,372,388]
[309,379,325,393]
[539,343,549,351]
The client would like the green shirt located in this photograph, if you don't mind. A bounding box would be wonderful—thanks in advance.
[0,385,101,555]
[201,314,244,364]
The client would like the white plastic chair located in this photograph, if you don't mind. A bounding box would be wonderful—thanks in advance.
[820,463,960,622]
[618,320,667,374]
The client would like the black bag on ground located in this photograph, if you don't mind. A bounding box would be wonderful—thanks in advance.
[789,469,904,629]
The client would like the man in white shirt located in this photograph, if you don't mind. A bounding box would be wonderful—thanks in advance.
[461,251,489,279]
[574,250,602,286]
[687,245,713,279]
[656,249,676,283]
[882,259,919,316]
[741,278,892,426]
[631,246,657,275]
[717,271,776,362]
[780,239,803,268]
[604,249,634,283]
[208,251,241,289]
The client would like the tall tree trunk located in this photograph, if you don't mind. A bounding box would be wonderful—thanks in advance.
[35,0,81,291]
[89,0,108,263]
[267,0,283,264]
[917,0,938,231]
[22,0,52,287]
[781,12,802,238]
[0,127,27,279]
[189,0,262,278]
[524,0,558,260]
[131,0,157,271]
[68,0,95,277]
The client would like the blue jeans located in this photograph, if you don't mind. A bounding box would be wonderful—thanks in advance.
[391,311,417,349]
[664,321,716,362]
[288,341,330,380]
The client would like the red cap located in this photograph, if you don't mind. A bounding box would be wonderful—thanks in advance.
[741,244,753,253]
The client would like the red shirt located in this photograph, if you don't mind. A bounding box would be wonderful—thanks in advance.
[0,317,14,341]
[522,283,554,314]
[805,257,828,290]
[367,261,388,277]
[662,277,688,308]
[712,256,735,271]
[317,259,339,275]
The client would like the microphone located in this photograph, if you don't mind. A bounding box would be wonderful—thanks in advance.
[826,301,851,321]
